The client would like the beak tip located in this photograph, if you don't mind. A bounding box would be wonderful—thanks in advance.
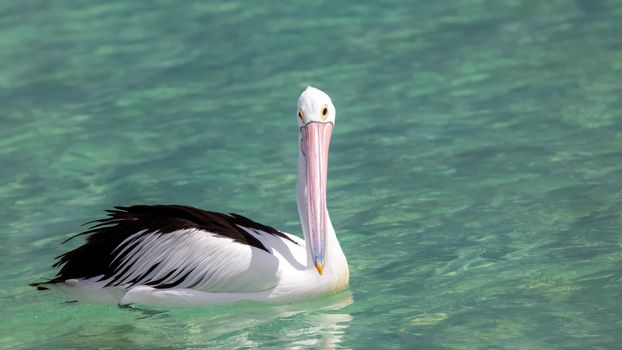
[315,263,324,275]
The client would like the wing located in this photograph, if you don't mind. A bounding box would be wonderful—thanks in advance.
[104,228,281,291]
[43,205,298,292]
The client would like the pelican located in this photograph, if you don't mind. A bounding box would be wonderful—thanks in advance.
[31,86,349,307]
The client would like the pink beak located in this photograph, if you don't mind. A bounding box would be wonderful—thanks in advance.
[300,122,333,275]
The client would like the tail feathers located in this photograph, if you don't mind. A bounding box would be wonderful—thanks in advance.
[29,280,57,291]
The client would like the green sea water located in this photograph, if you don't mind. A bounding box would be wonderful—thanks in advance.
[2,0,622,349]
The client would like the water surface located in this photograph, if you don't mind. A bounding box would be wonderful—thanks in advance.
[1,0,622,349]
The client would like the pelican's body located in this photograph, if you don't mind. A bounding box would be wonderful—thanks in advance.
[32,87,349,307]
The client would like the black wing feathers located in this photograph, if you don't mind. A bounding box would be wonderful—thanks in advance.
[33,204,295,288]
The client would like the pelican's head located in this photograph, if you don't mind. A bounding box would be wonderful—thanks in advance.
[297,86,336,127]
[296,86,335,276]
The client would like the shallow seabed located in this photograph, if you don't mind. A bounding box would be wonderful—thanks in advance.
[1,0,622,349]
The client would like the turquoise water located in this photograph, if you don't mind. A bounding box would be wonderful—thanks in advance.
[2,0,622,348]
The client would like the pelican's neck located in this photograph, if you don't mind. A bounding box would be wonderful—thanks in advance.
[296,145,346,274]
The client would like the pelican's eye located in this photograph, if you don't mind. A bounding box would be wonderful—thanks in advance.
[320,105,328,121]
[298,110,304,122]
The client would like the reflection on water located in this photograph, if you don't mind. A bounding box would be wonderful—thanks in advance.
[53,292,353,349]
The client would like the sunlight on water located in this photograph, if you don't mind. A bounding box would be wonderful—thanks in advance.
[1,0,622,349]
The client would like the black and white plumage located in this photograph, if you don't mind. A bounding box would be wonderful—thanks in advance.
[32,87,349,307]
[40,205,297,289]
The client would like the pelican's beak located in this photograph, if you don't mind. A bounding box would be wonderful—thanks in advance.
[300,121,333,275]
